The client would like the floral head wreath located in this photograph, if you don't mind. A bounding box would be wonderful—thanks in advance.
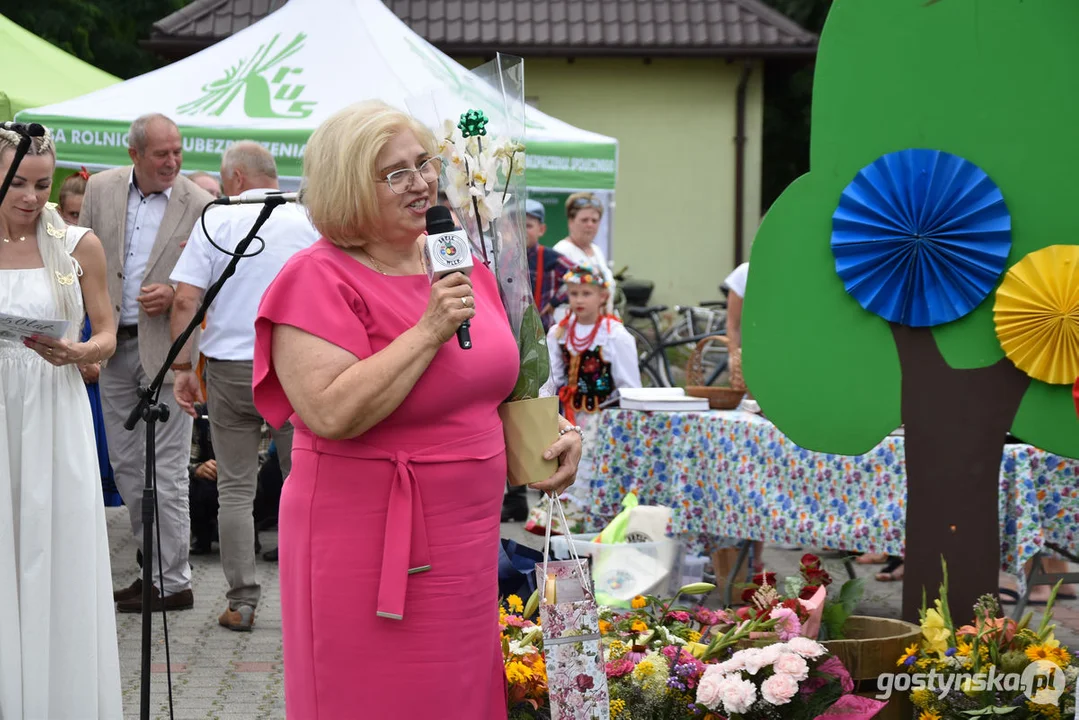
[563,262,610,289]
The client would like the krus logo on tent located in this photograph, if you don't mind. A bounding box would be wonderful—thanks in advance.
[177,33,316,119]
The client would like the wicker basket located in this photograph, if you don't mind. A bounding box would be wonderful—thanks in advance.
[684,335,745,410]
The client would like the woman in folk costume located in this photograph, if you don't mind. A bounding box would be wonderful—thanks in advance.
[548,262,641,428]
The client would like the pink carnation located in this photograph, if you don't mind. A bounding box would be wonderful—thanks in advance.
[666,611,691,623]
[696,666,727,711]
[773,652,809,681]
[756,643,786,668]
[506,615,530,628]
[605,657,635,678]
[786,636,827,659]
[769,607,802,641]
[717,675,758,714]
[739,648,770,676]
[761,672,800,705]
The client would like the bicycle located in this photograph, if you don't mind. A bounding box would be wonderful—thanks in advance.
[624,301,731,388]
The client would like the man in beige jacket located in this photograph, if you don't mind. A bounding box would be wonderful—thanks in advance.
[80,113,214,612]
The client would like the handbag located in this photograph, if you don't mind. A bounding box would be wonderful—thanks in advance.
[536,495,611,720]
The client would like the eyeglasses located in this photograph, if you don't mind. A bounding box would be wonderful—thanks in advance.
[382,156,443,194]
[570,196,602,211]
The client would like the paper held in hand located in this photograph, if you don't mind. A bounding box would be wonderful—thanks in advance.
[0,312,69,341]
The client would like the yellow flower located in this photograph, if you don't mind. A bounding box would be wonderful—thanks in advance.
[610,698,627,717]
[1050,646,1071,667]
[919,710,941,720]
[921,608,950,655]
[1026,701,1062,720]
[505,661,534,685]
[599,620,612,635]
[631,620,648,633]
[911,688,935,709]
[897,643,919,667]
[633,659,656,680]
[916,657,933,670]
[507,595,524,613]
[631,596,648,609]
[686,630,702,643]
[1026,644,1054,663]
[957,641,973,657]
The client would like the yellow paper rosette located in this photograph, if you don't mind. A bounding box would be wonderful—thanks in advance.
[993,245,1079,385]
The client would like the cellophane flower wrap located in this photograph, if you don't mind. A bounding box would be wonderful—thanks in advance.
[433,54,550,401]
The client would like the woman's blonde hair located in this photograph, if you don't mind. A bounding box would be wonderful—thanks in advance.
[565,191,604,221]
[302,100,438,247]
[0,129,82,339]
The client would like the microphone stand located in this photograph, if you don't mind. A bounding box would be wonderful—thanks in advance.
[124,197,286,720]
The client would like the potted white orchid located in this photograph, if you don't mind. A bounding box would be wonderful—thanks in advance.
[438,107,558,486]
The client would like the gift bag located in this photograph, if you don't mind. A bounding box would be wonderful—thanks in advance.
[536,495,610,720]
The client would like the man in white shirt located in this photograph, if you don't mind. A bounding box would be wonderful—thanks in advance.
[80,114,214,613]
[169,141,319,631]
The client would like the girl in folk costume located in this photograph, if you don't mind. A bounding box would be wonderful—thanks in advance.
[548,262,642,430]
[523,263,640,536]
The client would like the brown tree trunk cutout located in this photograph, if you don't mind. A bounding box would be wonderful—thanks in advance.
[890,325,1030,622]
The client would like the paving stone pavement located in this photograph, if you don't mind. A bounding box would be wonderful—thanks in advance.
[109,491,1079,719]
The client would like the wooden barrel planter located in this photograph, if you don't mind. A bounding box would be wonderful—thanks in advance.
[822,616,921,720]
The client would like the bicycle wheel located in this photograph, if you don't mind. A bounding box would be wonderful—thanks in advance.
[625,325,668,387]
[662,308,727,385]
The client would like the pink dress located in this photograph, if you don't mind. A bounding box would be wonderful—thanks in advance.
[253,239,518,719]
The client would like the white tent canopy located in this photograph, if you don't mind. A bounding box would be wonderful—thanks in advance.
[18,0,617,194]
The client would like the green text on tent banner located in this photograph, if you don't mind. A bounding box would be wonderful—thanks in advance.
[18,115,617,189]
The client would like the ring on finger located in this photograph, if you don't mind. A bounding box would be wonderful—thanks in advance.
[461,296,470,307]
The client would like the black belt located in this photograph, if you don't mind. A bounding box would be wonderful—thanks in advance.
[117,325,138,340]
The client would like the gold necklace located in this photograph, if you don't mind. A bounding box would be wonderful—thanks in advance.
[362,247,426,276]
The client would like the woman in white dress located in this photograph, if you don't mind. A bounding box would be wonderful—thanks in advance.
[552,192,616,318]
[0,129,122,717]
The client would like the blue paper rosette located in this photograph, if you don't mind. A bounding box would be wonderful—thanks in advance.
[831,148,1012,327]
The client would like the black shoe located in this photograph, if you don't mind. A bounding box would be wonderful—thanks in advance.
[113,577,142,603]
[190,541,214,555]
[117,587,195,613]
[262,548,278,562]
[501,494,529,522]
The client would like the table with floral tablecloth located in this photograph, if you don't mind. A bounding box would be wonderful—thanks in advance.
[584,409,1079,578]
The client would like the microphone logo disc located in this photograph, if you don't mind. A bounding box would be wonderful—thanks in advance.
[436,237,465,266]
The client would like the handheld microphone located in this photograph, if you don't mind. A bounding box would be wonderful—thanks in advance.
[0,122,46,137]
[424,205,474,350]
[211,191,298,205]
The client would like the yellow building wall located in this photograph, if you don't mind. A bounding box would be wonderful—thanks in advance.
[462,57,764,308]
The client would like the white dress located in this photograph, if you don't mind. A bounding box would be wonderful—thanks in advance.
[0,227,123,719]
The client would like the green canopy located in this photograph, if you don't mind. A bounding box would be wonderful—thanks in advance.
[0,14,118,122]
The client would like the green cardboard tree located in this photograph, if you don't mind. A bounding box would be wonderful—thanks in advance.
[742,0,1079,621]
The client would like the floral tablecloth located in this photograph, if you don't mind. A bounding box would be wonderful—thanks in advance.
[586,409,1079,577]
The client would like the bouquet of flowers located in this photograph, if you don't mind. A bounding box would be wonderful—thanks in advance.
[736,553,865,641]
[502,593,551,719]
[695,638,884,720]
[898,561,1078,720]
[425,54,559,486]
[503,581,883,720]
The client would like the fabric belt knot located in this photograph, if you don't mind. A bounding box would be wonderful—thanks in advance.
[375,451,432,621]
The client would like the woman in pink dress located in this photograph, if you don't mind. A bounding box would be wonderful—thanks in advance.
[253,100,583,718]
